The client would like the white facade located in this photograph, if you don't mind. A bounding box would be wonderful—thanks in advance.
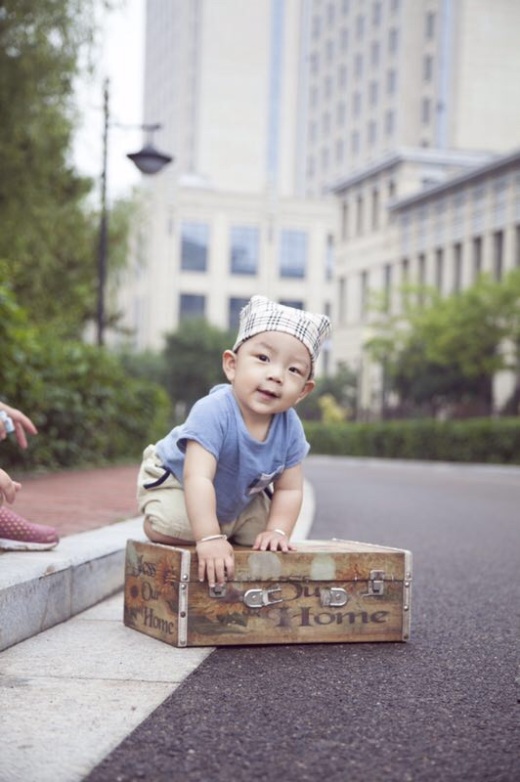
[333,147,520,412]
[113,179,336,377]
[143,0,304,196]
[302,0,520,196]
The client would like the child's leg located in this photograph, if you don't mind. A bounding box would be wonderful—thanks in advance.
[137,444,194,545]
[229,491,270,546]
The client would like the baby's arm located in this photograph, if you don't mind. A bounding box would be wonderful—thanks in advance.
[0,468,21,505]
[252,464,302,552]
[183,440,234,587]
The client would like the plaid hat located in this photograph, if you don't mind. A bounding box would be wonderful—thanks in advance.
[233,296,331,377]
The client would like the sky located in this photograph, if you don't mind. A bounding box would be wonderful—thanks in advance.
[72,0,146,202]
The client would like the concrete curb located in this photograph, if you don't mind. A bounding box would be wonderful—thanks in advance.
[0,518,147,652]
[0,482,315,651]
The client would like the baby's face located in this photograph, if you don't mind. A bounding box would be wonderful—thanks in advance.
[223,332,314,419]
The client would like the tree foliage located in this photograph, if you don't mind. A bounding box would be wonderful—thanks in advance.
[0,0,116,335]
[366,270,520,416]
[163,319,235,416]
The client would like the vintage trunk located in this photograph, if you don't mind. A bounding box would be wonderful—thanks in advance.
[124,539,412,647]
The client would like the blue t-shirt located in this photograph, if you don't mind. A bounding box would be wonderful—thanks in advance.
[155,384,310,523]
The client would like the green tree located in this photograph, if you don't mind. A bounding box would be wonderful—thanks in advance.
[163,319,234,416]
[0,0,115,335]
[366,270,520,416]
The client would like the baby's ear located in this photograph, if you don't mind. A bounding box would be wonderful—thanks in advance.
[295,379,315,405]
[222,349,237,381]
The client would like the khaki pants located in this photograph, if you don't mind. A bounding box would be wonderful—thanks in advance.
[137,444,270,545]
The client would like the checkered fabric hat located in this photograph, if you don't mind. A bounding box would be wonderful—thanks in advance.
[233,296,331,377]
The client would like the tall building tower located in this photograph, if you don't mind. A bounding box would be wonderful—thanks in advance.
[301,0,520,197]
[143,0,304,196]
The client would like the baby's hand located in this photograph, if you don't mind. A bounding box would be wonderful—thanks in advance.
[196,537,234,587]
[0,468,21,505]
[253,529,296,553]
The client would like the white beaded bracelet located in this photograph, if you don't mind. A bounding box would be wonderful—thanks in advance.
[197,534,228,544]
[271,528,287,537]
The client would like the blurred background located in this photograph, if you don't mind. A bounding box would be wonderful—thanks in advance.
[1,0,520,471]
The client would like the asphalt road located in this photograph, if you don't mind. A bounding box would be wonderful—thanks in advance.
[86,456,520,782]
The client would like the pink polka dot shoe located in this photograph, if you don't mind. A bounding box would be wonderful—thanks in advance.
[0,506,59,551]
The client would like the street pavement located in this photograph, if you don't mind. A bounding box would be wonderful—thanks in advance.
[1,457,520,781]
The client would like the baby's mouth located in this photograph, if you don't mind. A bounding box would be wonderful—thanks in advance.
[258,388,278,399]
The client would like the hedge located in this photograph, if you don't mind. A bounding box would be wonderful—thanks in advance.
[1,340,172,472]
[304,418,520,465]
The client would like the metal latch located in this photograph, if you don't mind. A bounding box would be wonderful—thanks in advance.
[368,570,385,596]
[209,584,227,599]
[320,587,349,607]
[243,586,283,608]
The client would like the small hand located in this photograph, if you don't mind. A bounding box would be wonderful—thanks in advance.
[196,538,235,587]
[252,529,296,552]
[0,468,21,505]
[0,404,38,449]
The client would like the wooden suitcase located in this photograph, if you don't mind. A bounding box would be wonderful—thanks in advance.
[124,539,412,647]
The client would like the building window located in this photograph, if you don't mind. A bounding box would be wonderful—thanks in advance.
[338,63,347,87]
[418,253,426,288]
[322,111,331,134]
[384,263,392,312]
[230,226,259,275]
[385,109,394,136]
[425,11,435,39]
[401,257,409,283]
[372,2,381,26]
[338,277,347,325]
[229,297,249,331]
[353,91,362,116]
[321,147,330,170]
[341,202,349,240]
[493,231,504,281]
[356,14,364,39]
[335,138,344,163]
[371,40,380,67]
[387,69,396,94]
[280,299,304,310]
[356,194,364,235]
[279,230,307,278]
[340,27,349,51]
[368,120,377,146]
[360,270,369,320]
[421,97,431,125]
[181,222,209,272]
[388,28,398,53]
[423,54,433,82]
[369,80,378,106]
[435,248,444,292]
[473,236,482,280]
[355,53,363,77]
[337,101,346,125]
[325,234,334,280]
[371,188,379,229]
[453,243,463,293]
[179,293,206,321]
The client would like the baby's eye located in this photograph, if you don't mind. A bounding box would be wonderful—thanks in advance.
[257,353,269,362]
[289,366,303,375]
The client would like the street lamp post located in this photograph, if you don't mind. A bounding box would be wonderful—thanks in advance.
[96,79,173,346]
